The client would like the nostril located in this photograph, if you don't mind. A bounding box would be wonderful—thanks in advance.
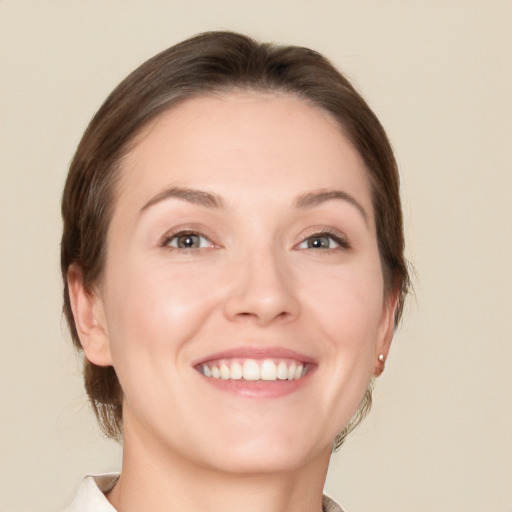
[223,275,301,325]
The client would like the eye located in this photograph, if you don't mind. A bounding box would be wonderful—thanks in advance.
[163,231,214,249]
[297,231,350,250]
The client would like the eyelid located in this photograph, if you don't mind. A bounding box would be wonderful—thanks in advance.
[159,225,220,250]
[294,227,351,250]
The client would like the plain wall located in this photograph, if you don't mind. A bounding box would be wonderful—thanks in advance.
[1,1,511,511]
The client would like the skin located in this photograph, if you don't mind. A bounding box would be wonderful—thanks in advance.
[68,92,396,512]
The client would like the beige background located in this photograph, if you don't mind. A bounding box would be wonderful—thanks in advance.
[1,1,511,511]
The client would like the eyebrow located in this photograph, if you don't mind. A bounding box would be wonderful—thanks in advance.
[140,186,224,212]
[140,186,369,226]
[294,189,369,226]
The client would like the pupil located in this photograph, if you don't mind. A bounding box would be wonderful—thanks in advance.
[178,234,198,248]
[309,236,328,248]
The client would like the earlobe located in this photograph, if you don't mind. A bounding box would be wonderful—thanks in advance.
[374,289,399,377]
[67,264,113,367]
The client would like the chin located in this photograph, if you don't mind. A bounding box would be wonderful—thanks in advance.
[207,448,321,475]
[189,427,331,475]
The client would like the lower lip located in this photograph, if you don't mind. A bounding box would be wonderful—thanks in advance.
[198,371,313,399]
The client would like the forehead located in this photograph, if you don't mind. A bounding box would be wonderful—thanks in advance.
[116,92,372,214]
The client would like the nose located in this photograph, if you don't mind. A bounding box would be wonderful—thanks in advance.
[223,247,300,326]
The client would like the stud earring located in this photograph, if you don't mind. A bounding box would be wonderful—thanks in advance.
[378,354,385,363]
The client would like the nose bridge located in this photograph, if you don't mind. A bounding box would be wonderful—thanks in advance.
[224,240,299,325]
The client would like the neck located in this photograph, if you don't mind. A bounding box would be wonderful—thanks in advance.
[107,420,331,512]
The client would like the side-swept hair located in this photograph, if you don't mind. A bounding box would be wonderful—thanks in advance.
[61,31,409,442]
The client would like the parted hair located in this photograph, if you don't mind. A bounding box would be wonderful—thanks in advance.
[61,31,409,443]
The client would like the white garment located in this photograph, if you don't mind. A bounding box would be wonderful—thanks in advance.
[63,474,346,512]
[63,474,118,512]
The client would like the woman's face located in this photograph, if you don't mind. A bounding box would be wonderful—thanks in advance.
[79,92,395,474]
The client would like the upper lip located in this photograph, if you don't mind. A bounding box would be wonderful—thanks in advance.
[192,346,316,366]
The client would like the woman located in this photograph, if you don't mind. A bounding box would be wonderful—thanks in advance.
[61,31,409,512]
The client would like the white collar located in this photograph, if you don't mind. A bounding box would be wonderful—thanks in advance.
[63,473,345,512]
[63,474,118,512]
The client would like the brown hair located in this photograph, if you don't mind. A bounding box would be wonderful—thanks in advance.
[61,30,409,443]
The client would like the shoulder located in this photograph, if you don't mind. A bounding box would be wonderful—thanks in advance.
[62,474,119,512]
[322,494,348,512]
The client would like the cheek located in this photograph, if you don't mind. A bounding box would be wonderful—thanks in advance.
[102,258,223,360]
[301,260,384,418]
[300,259,385,344]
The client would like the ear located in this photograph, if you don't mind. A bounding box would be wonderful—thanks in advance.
[67,264,113,367]
[373,289,399,377]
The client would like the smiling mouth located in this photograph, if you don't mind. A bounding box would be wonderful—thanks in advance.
[197,358,309,381]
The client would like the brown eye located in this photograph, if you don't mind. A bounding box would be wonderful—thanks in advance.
[306,236,332,249]
[177,234,200,248]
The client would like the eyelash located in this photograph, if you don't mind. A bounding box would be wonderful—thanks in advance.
[160,230,215,250]
[296,229,351,251]
[160,228,350,252]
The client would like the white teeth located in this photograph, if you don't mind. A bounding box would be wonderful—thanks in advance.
[230,362,243,380]
[243,359,260,381]
[277,361,288,380]
[200,358,308,381]
[261,360,277,380]
[288,361,297,380]
[220,364,230,380]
